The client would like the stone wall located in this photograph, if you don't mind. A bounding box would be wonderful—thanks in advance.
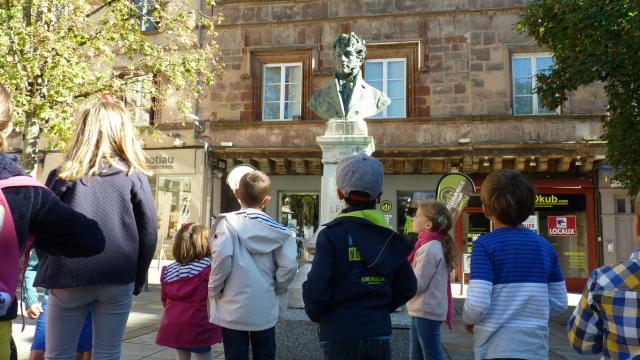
[203,0,607,127]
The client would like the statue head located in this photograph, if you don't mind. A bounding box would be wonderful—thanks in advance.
[332,33,367,80]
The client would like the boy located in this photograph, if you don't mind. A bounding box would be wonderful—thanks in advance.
[208,170,297,360]
[302,154,417,360]
[567,194,640,359]
[463,169,568,360]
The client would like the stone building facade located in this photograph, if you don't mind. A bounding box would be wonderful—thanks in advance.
[203,0,609,291]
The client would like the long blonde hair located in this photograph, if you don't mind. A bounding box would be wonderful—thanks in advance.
[417,200,458,272]
[0,85,13,153]
[58,99,150,180]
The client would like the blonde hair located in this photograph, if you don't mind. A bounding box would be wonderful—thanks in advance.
[0,85,13,153]
[172,223,210,265]
[57,99,150,180]
[417,200,458,272]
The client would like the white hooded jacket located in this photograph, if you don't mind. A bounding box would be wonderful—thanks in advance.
[208,208,297,331]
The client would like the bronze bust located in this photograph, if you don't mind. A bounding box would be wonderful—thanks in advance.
[308,33,390,120]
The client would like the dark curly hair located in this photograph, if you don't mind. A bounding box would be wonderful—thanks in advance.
[332,33,367,63]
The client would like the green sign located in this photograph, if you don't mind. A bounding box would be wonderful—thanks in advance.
[380,200,393,212]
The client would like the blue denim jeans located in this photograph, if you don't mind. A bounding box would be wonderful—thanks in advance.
[222,326,275,360]
[410,317,444,360]
[321,337,391,360]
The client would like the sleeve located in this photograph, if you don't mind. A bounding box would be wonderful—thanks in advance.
[548,249,568,315]
[30,188,105,258]
[389,257,417,312]
[462,240,494,325]
[274,234,298,295]
[413,246,438,294]
[21,251,40,308]
[160,267,167,307]
[567,270,603,354]
[131,173,158,296]
[302,229,334,322]
[208,219,234,300]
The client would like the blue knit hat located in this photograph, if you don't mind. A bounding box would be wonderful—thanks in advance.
[336,153,383,200]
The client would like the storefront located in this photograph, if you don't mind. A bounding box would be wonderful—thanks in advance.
[456,177,597,293]
[42,147,209,261]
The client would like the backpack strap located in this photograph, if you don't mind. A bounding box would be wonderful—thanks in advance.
[0,176,45,317]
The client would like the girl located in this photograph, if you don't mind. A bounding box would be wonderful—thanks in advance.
[0,85,103,359]
[35,98,157,360]
[406,200,457,360]
[156,223,222,360]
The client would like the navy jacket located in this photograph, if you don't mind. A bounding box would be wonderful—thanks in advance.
[302,208,417,341]
[35,163,157,295]
[0,154,104,321]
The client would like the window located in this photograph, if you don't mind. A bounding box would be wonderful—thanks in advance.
[512,54,558,115]
[123,74,155,126]
[365,59,407,118]
[279,192,319,260]
[262,64,302,121]
[250,49,312,121]
[133,0,158,32]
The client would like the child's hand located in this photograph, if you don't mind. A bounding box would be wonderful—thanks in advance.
[27,303,43,319]
[464,324,474,334]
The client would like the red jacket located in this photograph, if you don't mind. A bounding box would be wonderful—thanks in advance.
[156,264,222,349]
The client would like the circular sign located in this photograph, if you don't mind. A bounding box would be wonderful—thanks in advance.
[380,200,393,212]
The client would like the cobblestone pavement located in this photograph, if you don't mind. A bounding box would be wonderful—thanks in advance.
[12,265,597,359]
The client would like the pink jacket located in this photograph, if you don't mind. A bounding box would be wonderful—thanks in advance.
[156,264,222,349]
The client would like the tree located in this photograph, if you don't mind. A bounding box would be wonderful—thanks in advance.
[518,0,640,192]
[0,0,222,174]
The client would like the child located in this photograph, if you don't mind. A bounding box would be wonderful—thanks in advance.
[208,170,297,360]
[35,98,157,360]
[302,154,417,360]
[0,85,103,360]
[462,169,568,360]
[156,223,222,360]
[22,251,93,360]
[407,200,456,360]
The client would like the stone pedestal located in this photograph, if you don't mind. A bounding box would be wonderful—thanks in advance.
[288,118,374,308]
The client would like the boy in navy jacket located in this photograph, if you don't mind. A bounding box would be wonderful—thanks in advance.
[302,154,417,360]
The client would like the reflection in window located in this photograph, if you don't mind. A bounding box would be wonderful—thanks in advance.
[396,191,435,235]
[149,176,192,259]
[280,192,319,259]
[365,59,406,118]
[512,54,557,115]
[262,64,302,120]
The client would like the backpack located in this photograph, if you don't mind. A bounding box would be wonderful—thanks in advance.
[0,176,44,317]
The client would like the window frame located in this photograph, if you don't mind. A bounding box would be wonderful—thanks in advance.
[364,42,419,118]
[261,63,303,121]
[120,72,159,126]
[364,58,407,118]
[511,53,560,116]
[133,0,159,32]
[250,48,313,121]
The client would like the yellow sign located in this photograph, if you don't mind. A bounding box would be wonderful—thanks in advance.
[380,200,392,212]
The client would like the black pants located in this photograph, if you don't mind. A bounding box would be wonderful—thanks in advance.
[321,338,391,360]
[222,326,276,360]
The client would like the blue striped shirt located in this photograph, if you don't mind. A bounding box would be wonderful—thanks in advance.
[463,227,568,360]
[163,258,212,283]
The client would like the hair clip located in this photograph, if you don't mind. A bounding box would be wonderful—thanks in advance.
[100,93,112,103]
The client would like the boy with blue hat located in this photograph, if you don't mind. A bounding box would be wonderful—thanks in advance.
[302,153,417,360]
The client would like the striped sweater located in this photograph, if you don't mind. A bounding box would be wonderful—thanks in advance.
[462,227,568,360]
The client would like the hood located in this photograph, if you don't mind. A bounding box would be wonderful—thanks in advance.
[328,209,410,275]
[163,268,209,301]
[0,154,25,180]
[221,209,292,254]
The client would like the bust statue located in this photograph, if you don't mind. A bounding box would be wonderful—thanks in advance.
[308,33,391,120]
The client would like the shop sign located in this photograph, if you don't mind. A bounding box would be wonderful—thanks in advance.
[535,194,586,212]
[380,200,393,212]
[547,215,577,237]
[523,215,539,233]
[145,149,196,174]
